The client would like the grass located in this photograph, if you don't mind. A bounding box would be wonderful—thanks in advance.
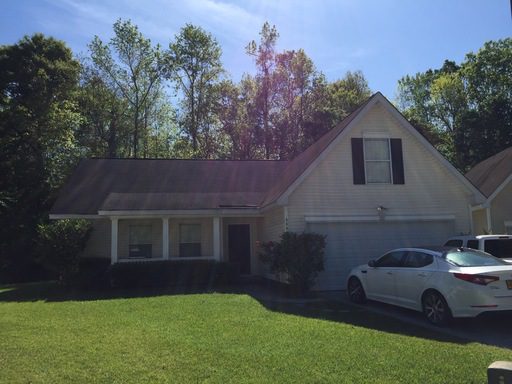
[1,282,511,383]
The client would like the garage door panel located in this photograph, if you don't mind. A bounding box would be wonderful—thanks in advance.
[309,220,455,290]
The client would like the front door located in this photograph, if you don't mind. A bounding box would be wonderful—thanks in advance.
[228,224,251,274]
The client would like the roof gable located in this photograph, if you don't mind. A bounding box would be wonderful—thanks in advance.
[465,146,512,198]
[266,92,485,206]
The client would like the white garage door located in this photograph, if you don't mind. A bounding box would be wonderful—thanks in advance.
[308,220,455,291]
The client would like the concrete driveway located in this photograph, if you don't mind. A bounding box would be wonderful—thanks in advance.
[320,290,512,349]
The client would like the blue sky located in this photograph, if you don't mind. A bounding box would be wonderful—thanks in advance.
[1,0,510,99]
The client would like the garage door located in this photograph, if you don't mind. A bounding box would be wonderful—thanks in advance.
[307,220,455,291]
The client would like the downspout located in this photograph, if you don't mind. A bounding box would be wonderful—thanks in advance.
[486,207,492,234]
[284,206,289,232]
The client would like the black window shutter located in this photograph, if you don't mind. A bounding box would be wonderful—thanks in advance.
[351,138,366,184]
[390,138,405,184]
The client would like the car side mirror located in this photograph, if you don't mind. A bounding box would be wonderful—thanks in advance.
[368,260,376,267]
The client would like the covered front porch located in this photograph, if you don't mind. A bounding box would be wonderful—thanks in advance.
[107,213,263,275]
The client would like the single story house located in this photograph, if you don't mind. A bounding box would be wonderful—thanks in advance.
[466,146,512,235]
[50,92,486,290]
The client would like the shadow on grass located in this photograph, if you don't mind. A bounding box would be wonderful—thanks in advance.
[2,280,511,349]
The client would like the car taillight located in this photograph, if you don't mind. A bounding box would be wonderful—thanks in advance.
[453,273,499,285]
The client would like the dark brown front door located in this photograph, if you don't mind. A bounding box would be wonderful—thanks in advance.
[228,224,251,274]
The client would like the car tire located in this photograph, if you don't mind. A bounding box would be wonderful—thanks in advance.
[347,277,366,304]
[422,290,452,326]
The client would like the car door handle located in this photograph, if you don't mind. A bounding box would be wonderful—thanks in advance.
[387,272,393,275]
[417,273,426,277]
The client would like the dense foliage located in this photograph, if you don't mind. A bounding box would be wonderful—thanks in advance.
[397,38,512,171]
[260,232,326,293]
[36,219,92,285]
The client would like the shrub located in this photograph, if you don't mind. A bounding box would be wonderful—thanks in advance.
[108,260,239,289]
[259,232,326,293]
[36,219,92,285]
[75,257,111,289]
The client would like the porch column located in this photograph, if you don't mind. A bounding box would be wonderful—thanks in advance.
[110,217,118,264]
[213,217,221,261]
[162,217,169,260]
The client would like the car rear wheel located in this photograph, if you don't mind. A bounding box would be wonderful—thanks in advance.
[347,277,366,304]
[422,291,452,326]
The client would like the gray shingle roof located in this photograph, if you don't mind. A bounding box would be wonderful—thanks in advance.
[50,93,379,215]
[465,146,512,198]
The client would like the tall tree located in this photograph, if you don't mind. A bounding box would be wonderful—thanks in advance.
[168,24,225,158]
[397,38,512,170]
[88,19,166,158]
[77,64,131,158]
[246,22,279,159]
[0,34,81,280]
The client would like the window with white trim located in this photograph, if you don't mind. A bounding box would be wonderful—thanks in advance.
[180,224,201,257]
[364,138,392,184]
[129,225,152,258]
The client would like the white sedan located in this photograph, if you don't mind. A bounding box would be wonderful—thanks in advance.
[347,246,512,325]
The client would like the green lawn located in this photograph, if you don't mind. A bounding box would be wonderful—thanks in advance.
[1,282,511,383]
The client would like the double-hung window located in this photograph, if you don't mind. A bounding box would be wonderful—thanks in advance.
[129,225,152,258]
[351,137,405,185]
[364,138,392,184]
[180,224,201,257]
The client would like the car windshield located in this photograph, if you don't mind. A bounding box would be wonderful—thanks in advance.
[484,239,512,259]
[444,248,508,267]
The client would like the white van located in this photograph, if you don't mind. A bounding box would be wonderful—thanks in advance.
[444,235,512,263]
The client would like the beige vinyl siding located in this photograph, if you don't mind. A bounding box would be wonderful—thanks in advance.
[472,208,489,235]
[118,219,162,259]
[222,217,263,274]
[81,219,111,259]
[490,181,512,234]
[286,101,472,235]
[262,207,285,241]
[170,218,212,258]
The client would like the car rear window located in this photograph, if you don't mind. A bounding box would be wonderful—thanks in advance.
[444,249,508,267]
[484,239,512,259]
[467,240,479,249]
[445,239,463,247]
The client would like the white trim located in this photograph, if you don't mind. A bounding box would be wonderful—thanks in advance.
[468,204,474,234]
[110,218,118,265]
[49,214,99,219]
[169,256,215,261]
[486,173,512,204]
[486,207,493,233]
[276,93,486,206]
[162,217,169,260]
[362,131,390,139]
[306,215,380,223]
[305,214,455,223]
[98,209,262,217]
[213,217,221,261]
[384,214,455,222]
[116,256,215,262]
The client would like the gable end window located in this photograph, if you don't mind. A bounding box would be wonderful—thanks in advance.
[351,137,404,185]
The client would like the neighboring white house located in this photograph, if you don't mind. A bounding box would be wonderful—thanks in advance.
[50,92,486,290]
[466,146,512,235]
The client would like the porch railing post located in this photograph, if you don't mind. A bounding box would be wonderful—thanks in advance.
[110,217,118,264]
[213,217,221,261]
[162,217,169,260]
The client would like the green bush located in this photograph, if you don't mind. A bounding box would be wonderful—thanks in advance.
[259,232,326,293]
[108,260,239,288]
[36,219,92,285]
